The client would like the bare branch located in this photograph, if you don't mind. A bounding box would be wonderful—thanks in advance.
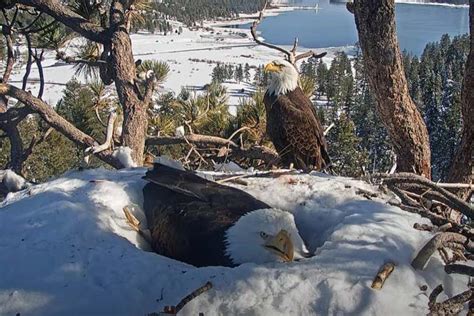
[375,173,474,219]
[428,285,473,316]
[411,232,469,270]
[250,1,326,65]
[22,33,33,91]
[0,83,124,168]
[33,49,45,99]
[146,134,279,166]
[16,0,108,43]
[445,264,474,276]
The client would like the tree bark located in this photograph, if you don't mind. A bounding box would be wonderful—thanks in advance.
[447,1,473,200]
[110,30,148,165]
[349,0,432,178]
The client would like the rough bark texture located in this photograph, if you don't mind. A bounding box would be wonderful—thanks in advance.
[447,1,473,200]
[3,0,152,167]
[350,0,432,178]
[110,30,147,165]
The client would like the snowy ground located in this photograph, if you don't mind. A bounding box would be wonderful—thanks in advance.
[0,168,468,315]
[7,17,352,111]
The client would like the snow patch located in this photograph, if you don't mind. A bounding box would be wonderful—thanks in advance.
[112,146,137,168]
[0,169,468,315]
[2,169,27,192]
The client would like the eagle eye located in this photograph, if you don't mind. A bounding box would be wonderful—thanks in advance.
[259,231,269,239]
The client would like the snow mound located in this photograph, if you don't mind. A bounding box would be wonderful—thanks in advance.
[112,146,137,168]
[1,169,28,192]
[0,169,467,315]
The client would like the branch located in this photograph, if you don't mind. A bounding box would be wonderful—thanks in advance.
[21,32,33,91]
[428,285,473,316]
[56,50,107,67]
[146,134,280,165]
[22,126,53,161]
[445,264,474,277]
[411,232,470,270]
[16,0,109,43]
[371,262,395,290]
[374,173,474,219]
[33,49,45,99]
[1,28,15,83]
[0,83,124,168]
[250,0,326,65]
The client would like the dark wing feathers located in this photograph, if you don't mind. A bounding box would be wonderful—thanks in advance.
[264,87,330,170]
[142,163,270,267]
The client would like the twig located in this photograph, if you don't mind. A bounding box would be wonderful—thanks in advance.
[149,281,213,315]
[371,262,395,290]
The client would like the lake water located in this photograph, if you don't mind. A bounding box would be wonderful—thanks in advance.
[230,1,469,55]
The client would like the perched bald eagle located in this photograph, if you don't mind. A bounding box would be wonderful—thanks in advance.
[141,163,309,267]
[264,60,330,171]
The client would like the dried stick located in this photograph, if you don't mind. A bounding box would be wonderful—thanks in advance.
[428,285,473,316]
[411,233,468,270]
[445,264,474,277]
[149,281,213,315]
[374,173,474,219]
[371,262,395,290]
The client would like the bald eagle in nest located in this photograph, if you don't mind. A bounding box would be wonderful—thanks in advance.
[140,163,310,267]
[264,60,330,171]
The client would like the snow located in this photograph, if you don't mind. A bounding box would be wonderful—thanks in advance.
[112,146,137,168]
[7,19,350,111]
[0,168,468,315]
[1,169,27,192]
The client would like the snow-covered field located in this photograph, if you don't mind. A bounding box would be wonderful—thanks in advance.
[8,19,351,111]
[0,168,468,315]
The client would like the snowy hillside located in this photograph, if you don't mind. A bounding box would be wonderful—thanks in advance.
[0,168,468,315]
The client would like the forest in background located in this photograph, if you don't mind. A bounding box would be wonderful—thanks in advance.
[0,33,468,183]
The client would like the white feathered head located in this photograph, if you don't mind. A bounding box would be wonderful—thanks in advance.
[225,208,310,265]
[265,59,299,96]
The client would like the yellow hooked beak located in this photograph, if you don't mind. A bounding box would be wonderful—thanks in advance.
[264,62,282,73]
[263,229,294,262]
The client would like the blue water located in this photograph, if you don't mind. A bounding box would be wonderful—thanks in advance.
[231,1,469,55]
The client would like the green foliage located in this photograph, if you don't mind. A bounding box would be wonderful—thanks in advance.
[235,90,268,145]
[405,34,468,180]
[326,113,368,177]
[156,0,267,25]
[72,41,101,79]
[137,60,171,83]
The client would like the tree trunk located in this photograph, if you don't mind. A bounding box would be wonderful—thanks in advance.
[348,0,432,178]
[447,1,474,200]
[110,29,148,166]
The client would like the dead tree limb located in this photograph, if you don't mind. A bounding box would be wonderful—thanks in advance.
[250,0,327,65]
[411,233,470,270]
[428,284,473,316]
[375,173,474,219]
